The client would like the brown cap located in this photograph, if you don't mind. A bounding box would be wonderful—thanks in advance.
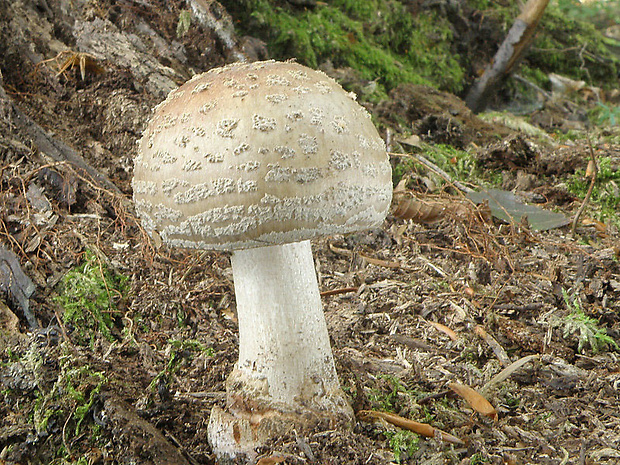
[133,60,392,250]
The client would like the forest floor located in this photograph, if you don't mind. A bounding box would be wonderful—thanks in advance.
[1,1,619,464]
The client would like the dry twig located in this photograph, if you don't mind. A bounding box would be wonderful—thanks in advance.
[571,136,598,238]
[390,152,472,194]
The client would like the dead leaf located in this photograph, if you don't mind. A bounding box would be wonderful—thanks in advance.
[358,410,464,445]
[0,301,23,352]
[221,307,237,323]
[357,252,401,269]
[467,188,570,231]
[0,246,37,328]
[582,218,606,232]
[448,382,498,421]
[397,134,422,148]
[481,354,540,394]
[392,192,446,223]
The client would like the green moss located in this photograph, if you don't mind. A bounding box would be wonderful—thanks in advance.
[55,251,128,346]
[222,0,465,96]
[385,429,420,463]
[168,338,215,356]
[527,3,619,87]
[466,0,492,10]
[392,155,418,186]
[393,144,482,189]
[425,144,477,180]
[65,366,106,435]
[32,351,107,461]
[554,0,620,29]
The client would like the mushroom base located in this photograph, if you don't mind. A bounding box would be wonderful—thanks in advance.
[207,240,354,462]
[208,382,354,463]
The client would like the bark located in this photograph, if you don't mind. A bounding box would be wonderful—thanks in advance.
[1,83,124,196]
[102,396,192,465]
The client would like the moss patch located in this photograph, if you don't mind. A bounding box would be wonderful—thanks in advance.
[222,0,465,96]
[55,251,128,346]
[529,3,619,87]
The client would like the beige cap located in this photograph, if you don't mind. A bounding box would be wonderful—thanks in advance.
[133,60,392,250]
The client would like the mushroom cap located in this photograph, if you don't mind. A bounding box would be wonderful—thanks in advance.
[133,60,392,250]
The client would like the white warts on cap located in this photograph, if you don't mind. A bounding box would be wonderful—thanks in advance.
[133,60,392,251]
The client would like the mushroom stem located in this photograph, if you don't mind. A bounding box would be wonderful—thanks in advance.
[208,240,353,460]
[232,239,345,406]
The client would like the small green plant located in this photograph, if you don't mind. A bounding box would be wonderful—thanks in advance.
[65,366,106,435]
[385,429,420,463]
[148,339,214,392]
[531,411,552,426]
[369,376,407,412]
[593,102,620,127]
[500,389,521,411]
[368,375,427,417]
[561,289,618,354]
[55,250,128,346]
[470,453,490,464]
[177,10,192,38]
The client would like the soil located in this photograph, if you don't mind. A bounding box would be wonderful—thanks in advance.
[1,1,619,465]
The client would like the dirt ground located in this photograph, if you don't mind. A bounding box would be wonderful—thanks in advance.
[1,1,619,464]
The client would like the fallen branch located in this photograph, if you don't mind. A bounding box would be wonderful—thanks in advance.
[320,287,358,297]
[189,0,247,62]
[571,136,598,238]
[390,152,472,194]
[465,0,550,112]
[0,83,123,197]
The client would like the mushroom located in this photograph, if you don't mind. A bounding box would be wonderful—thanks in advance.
[132,60,392,461]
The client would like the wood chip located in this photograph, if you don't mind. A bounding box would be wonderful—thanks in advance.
[474,325,511,366]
